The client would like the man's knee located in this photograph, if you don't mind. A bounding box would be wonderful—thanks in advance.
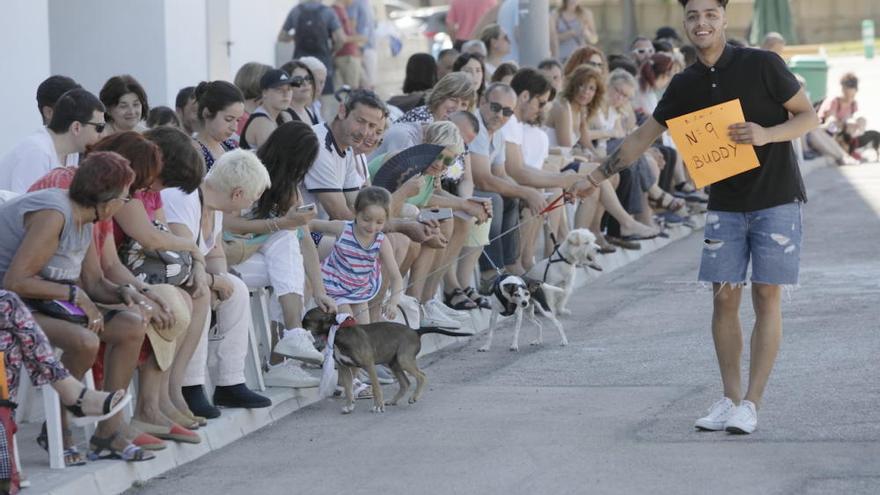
[712,284,742,313]
[752,283,782,308]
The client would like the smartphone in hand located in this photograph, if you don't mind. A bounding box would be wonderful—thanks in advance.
[417,207,453,223]
[296,203,316,213]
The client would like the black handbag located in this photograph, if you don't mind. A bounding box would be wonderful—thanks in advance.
[118,220,194,286]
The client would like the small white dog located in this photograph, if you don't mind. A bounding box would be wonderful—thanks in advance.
[479,274,567,352]
[526,229,601,316]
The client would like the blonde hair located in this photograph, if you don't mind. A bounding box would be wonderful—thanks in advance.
[206,149,271,201]
[424,121,465,156]
[608,68,637,91]
[233,62,272,101]
[427,72,476,113]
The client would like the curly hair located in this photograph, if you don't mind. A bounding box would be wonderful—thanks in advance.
[563,45,606,77]
[561,65,605,120]
[69,151,135,207]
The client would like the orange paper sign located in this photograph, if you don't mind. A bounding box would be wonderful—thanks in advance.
[666,99,760,188]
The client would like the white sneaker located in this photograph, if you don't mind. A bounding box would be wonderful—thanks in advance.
[420,303,461,329]
[725,400,758,434]
[264,360,320,388]
[274,328,324,364]
[427,299,468,320]
[358,366,395,385]
[694,397,737,431]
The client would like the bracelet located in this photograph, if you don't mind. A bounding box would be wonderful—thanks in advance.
[267,218,280,232]
[68,284,78,304]
[586,174,602,188]
[209,273,216,287]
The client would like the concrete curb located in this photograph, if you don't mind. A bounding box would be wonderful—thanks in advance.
[25,158,833,495]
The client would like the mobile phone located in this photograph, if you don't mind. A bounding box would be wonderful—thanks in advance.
[417,207,453,223]
[296,203,316,213]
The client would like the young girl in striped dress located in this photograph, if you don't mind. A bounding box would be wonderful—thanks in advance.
[312,187,402,323]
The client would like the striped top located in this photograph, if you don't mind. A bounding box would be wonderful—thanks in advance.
[321,221,384,304]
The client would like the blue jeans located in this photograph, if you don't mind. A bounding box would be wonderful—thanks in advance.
[699,202,803,286]
[474,190,520,271]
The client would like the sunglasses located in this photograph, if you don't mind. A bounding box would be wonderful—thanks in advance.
[439,154,456,167]
[83,121,106,133]
[488,101,515,117]
[633,48,654,55]
[290,75,314,87]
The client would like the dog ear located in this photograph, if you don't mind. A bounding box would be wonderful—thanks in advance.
[567,232,583,246]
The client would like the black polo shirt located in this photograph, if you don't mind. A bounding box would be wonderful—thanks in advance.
[653,44,806,212]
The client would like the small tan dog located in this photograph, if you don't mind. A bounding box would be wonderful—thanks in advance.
[302,308,472,414]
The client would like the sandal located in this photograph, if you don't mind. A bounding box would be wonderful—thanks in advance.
[64,388,131,427]
[443,288,478,310]
[463,287,491,310]
[595,234,617,254]
[649,190,686,212]
[131,419,201,444]
[352,380,373,400]
[132,432,167,451]
[88,432,155,462]
[36,423,87,467]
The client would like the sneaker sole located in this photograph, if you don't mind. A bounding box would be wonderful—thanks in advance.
[694,420,726,431]
[725,424,754,434]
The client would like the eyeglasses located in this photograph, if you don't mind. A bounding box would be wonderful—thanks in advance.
[488,101,514,117]
[290,75,314,87]
[83,121,106,133]
[586,61,603,68]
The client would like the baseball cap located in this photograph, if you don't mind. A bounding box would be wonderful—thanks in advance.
[655,26,681,42]
[260,69,293,90]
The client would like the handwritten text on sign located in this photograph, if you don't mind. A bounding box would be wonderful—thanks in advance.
[666,99,760,188]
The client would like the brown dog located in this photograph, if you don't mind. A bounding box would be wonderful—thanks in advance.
[302,308,473,414]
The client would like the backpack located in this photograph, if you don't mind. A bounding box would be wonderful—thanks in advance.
[294,5,331,60]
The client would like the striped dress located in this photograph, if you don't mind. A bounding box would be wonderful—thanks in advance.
[321,221,384,305]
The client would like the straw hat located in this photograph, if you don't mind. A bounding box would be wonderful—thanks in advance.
[143,284,190,371]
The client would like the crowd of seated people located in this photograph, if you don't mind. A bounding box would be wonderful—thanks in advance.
[0,5,855,475]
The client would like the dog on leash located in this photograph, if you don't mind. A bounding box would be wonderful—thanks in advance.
[478,274,567,352]
[302,308,472,414]
[526,229,601,316]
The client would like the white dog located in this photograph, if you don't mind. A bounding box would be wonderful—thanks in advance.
[526,229,601,316]
[479,275,567,352]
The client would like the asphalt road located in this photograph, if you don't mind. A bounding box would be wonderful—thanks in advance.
[129,161,880,495]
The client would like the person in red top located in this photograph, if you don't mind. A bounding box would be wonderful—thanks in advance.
[446,0,497,51]
[332,0,367,90]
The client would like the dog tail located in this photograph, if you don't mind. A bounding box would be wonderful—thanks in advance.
[415,327,474,338]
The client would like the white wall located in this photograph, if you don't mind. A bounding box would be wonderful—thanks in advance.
[49,0,169,104]
[165,0,209,106]
[1,0,51,154]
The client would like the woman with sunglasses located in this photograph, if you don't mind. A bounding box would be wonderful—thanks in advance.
[239,69,294,150]
[0,152,156,463]
[281,60,321,125]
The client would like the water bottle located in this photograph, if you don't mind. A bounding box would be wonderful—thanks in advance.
[863,19,875,60]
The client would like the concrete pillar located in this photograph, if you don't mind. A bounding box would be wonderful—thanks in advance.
[518,0,550,68]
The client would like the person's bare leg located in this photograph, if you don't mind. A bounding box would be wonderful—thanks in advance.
[442,216,471,291]
[634,194,659,230]
[408,246,435,301]
[96,312,147,440]
[574,193,599,230]
[278,293,304,330]
[424,219,457,300]
[136,355,175,427]
[350,302,370,324]
[36,315,100,450]
[458,247,482,290]
[519,208,541,271]
[712,283,744,402]
[743,283,783,409]
[169,291,209,414]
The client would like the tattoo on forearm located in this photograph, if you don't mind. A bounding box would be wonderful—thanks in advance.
[598,148,626,179]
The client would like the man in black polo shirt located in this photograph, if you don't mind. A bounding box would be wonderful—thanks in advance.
[585,0,819,434]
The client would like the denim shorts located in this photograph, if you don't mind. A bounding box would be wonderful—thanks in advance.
[699,202,803,286]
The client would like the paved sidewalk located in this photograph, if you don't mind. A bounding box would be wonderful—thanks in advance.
[128,160,880,495]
